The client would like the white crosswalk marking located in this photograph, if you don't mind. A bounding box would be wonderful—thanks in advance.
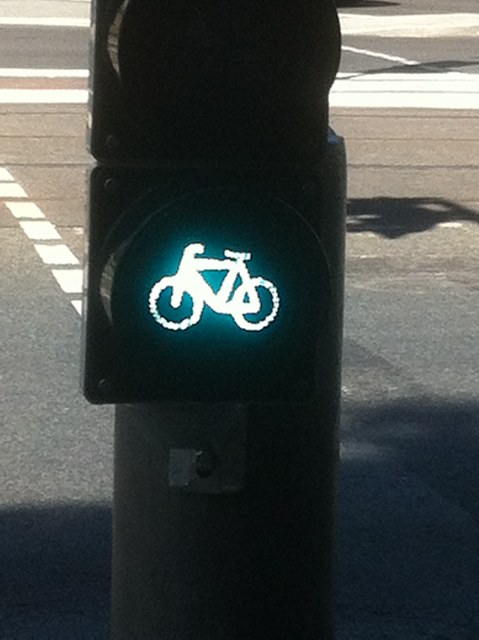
[34,244,80,265]
[0,68,89,78]
[0,89,88,103]
[0,69,89,104]
[6,201,45,219]
[331,72,479,110]
[0,17,89,28]
[19,220,62,241]
[0,183,27,197]
[339,12,479,38]
[0,168,14,181]
[71,299,83,315]
[52,269,83,294]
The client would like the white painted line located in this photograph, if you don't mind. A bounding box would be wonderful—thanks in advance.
[0,68,89,78]
[341,45,420,67]
[52,269,84,294]
[333,74,479,93]
[330,92,479,110]
[0,183,27,197]
[5,201,45,219]
[0,89,88,104]
[0,168,14,181]
[19,220,61,241]
[71,300,83,316]
[437,222,464,229]
[338,12,479,38]
[0,18,90,28]
[34,244,80,265]
[330,73,479,110]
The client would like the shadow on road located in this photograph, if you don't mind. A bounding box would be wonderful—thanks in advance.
[0,503,111,639]
[338,397,479,636]
[346,59,479,76]
[342,397,479,517]
[347,197,479,238]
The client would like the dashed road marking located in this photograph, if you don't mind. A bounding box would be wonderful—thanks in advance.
[1,167,83,315]
[0,182,27,197]
[51,268,84,294]
[18,219,62,240]
[0,167,15,180]
[34,244,79,265]
[71,300,83,315]
[6,201,46,219]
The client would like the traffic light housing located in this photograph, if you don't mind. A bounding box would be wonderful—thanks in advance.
[82,0,344,404]
[89,0,340,162]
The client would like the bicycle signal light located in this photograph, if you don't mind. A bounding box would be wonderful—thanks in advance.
[83,180,331,403]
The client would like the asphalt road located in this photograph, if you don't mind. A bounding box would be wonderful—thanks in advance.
[1,2,478,639]
[0,26,86,69]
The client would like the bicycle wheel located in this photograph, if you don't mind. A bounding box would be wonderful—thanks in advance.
[148,277,203,331]
[231,277,280,332]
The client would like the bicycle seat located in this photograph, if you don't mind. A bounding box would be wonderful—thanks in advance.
[185,242,205,255]
[224,249,251,261]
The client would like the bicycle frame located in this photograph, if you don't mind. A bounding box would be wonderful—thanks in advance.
[171,244,261,315]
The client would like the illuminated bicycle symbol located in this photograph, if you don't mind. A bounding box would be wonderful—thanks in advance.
[148,243,280,332]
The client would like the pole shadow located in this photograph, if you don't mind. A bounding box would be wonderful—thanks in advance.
[337,397,479,636]
[343,59,479,77]
[0,503,111,639]
[347,197,479,238]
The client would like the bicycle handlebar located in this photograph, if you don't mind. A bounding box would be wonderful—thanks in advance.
[224,249,251,261]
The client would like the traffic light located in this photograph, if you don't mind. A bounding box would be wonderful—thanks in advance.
[85,2,346,637]
[89,0,340,162]
[82,0,343,404]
